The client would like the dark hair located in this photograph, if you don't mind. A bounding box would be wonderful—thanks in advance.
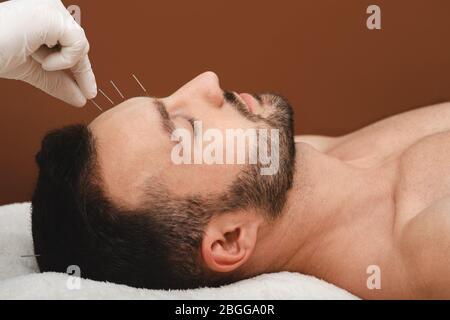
[32,125,221,289]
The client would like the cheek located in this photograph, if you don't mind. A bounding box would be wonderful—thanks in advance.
[201,109,260,141]
[163,162,244,197]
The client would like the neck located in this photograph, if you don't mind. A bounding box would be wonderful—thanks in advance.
[244,142,394,280]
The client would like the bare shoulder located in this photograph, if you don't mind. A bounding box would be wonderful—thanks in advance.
[294,135,344,153]
[325,102,450,164]
[398,196,450,298]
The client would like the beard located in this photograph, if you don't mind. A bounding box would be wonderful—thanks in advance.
[219,92,297,219]
[134,92,297,286]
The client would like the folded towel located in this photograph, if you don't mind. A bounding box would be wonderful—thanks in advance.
[0,203,358,300]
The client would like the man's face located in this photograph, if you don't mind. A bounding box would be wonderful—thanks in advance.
[89,72,295,213]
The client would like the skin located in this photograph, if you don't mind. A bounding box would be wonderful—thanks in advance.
[89,72,450,299]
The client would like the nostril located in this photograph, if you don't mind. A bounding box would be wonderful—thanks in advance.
[200,71,223,107]
[215,87,226,107]
[206,88,224,108]
[217,91,225,107]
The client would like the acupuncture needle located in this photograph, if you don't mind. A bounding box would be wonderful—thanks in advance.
[110,80,125,100]
[98,88,115,105]
[132,74,150,97]
[89,99,103,112]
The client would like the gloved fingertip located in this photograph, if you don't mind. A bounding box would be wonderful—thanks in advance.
[85,85,98,100]
[70,95,87,108]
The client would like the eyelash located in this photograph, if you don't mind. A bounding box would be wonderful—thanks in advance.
[172,116,199,141]
[187,118,196,130]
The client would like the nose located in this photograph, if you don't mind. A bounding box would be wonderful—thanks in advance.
[169,71,224,108]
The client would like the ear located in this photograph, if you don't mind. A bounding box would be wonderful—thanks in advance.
[201,211,262,273]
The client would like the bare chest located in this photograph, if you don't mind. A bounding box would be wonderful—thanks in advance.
[327,131,450,298]
[395,130,450,226]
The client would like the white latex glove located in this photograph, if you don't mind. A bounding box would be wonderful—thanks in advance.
[0,0,97,107]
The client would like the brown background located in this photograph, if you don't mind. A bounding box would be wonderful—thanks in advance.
[1,0,449,205]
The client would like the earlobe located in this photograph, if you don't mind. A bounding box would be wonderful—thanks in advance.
[201,214,261,273]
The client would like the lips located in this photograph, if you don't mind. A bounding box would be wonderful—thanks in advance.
[239,93,255,113]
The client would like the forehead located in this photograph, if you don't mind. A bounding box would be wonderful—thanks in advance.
[90,97,157,132]
[89,97,173,206]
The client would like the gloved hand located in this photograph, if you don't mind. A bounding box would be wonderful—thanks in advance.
[0,0,97,107]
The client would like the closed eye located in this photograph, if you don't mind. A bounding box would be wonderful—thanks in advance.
[173,115,197,132]
[184,117,200,139]
[186,117,196,130]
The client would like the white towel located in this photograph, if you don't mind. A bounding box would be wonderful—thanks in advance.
[0,203,358,300]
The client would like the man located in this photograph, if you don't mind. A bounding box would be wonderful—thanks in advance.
[32,71,450,299]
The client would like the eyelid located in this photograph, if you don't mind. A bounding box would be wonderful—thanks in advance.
[172,114,197,139]
[188,118,200,141]
[187,117,196,130]
[172,113,196,129]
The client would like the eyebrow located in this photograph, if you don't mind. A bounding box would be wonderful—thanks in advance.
[152,99,176,138]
